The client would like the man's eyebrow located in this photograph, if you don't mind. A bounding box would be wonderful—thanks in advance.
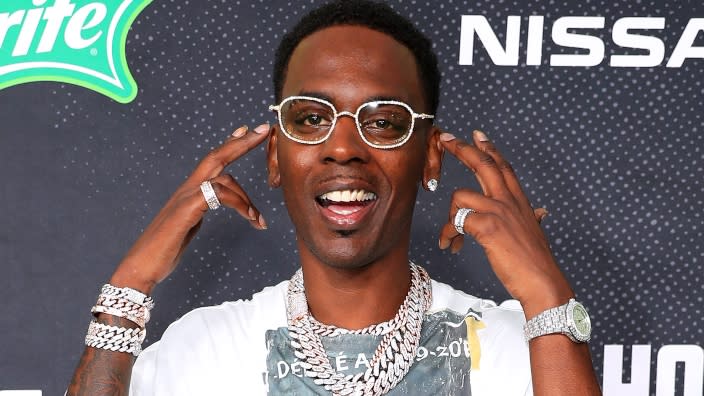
[296,91,407,105]
[365,95,405,103]
[297,91,335,103]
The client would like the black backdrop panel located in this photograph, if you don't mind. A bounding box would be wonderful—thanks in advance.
[0,1,702,394]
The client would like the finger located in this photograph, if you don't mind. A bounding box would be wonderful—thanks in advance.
[472,130,533,213]
[439,220,469,251]
[449,234,464,254]
[212,174,254,212]
[446,188,500,221]
[534,207,548,224]
[439,133,513,200]
[207,181,267,230]
[438,188,495,250]
[439,210,500,245]
[227,125,249,140]
[439,187,507,247]
[439,209,481,248]
[439,220,460,249]
[212,174,267,229]
[189,123,271,186]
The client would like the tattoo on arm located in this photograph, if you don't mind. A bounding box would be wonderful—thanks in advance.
[67,315,138,396]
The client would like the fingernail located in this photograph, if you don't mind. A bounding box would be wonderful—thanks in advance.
[540,211,549,221]
[258,214,268,229]
[254,123,270,134]
[474,130,489,142]
[231,125,248,138]
[439,133,456,142]
[248,207,257,221]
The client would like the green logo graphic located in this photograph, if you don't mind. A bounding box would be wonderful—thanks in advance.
[0,0,152,103]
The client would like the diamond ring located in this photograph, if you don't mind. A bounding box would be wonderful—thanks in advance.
[200,180,221,210]
[453,208,475,235]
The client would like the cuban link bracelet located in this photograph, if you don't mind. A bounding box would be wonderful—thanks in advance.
[92,284,155,328]
[91,296,150,328]
[286,262,432,396]
[85,320,146,357]
[100,284,155,310]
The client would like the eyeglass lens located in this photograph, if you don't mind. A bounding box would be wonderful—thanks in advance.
[280,99,413,146]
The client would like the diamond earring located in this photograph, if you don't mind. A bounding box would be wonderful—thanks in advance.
[427,179,438,192]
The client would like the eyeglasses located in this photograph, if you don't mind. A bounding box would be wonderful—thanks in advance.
[269,96,434,149]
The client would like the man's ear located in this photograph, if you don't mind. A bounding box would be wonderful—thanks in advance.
[266,127,281,188]
[422,126,443,191]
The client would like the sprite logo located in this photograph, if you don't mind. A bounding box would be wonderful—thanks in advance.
[0,0,151,103]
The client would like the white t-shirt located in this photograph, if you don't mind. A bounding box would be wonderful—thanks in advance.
[130,279,533,395]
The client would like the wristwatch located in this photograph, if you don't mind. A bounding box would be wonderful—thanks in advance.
[523,298,592,343]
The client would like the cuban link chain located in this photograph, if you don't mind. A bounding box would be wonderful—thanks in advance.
[286,263,432,396]
[91,294,151,328]
[85,320,146,357]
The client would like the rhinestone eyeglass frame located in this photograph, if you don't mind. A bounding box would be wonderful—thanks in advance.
[269,95,435,149]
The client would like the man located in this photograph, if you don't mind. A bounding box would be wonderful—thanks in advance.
[68,1,601,394]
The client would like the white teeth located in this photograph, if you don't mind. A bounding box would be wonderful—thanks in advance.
[329,191,342,202]
[319,189,377,203]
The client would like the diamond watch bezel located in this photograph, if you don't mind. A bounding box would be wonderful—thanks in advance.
[566,299,591,343]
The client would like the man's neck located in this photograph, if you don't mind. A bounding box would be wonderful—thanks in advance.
[298,248,412,330]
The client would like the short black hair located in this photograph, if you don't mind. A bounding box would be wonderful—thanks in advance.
[273,0,441,114]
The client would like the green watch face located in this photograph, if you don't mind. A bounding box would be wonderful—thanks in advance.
[572,304,591,335]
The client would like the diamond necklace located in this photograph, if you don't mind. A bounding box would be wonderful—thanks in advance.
[286,263,432,396]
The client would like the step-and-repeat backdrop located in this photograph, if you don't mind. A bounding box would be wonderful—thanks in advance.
[1,1,702,394]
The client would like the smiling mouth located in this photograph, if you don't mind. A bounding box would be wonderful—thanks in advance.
[316,189,377,213]
[315,189,378,227]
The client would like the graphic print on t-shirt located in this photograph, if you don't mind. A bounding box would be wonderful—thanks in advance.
[264,309,484,395]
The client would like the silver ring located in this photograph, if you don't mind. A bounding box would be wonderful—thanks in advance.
[200,180,221,210]
[453,208,475,235]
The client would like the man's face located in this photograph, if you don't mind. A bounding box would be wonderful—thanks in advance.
[268,25,438,269]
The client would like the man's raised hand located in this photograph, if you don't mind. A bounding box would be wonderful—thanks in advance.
[438,130,574,318]
[108,123,271,295]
